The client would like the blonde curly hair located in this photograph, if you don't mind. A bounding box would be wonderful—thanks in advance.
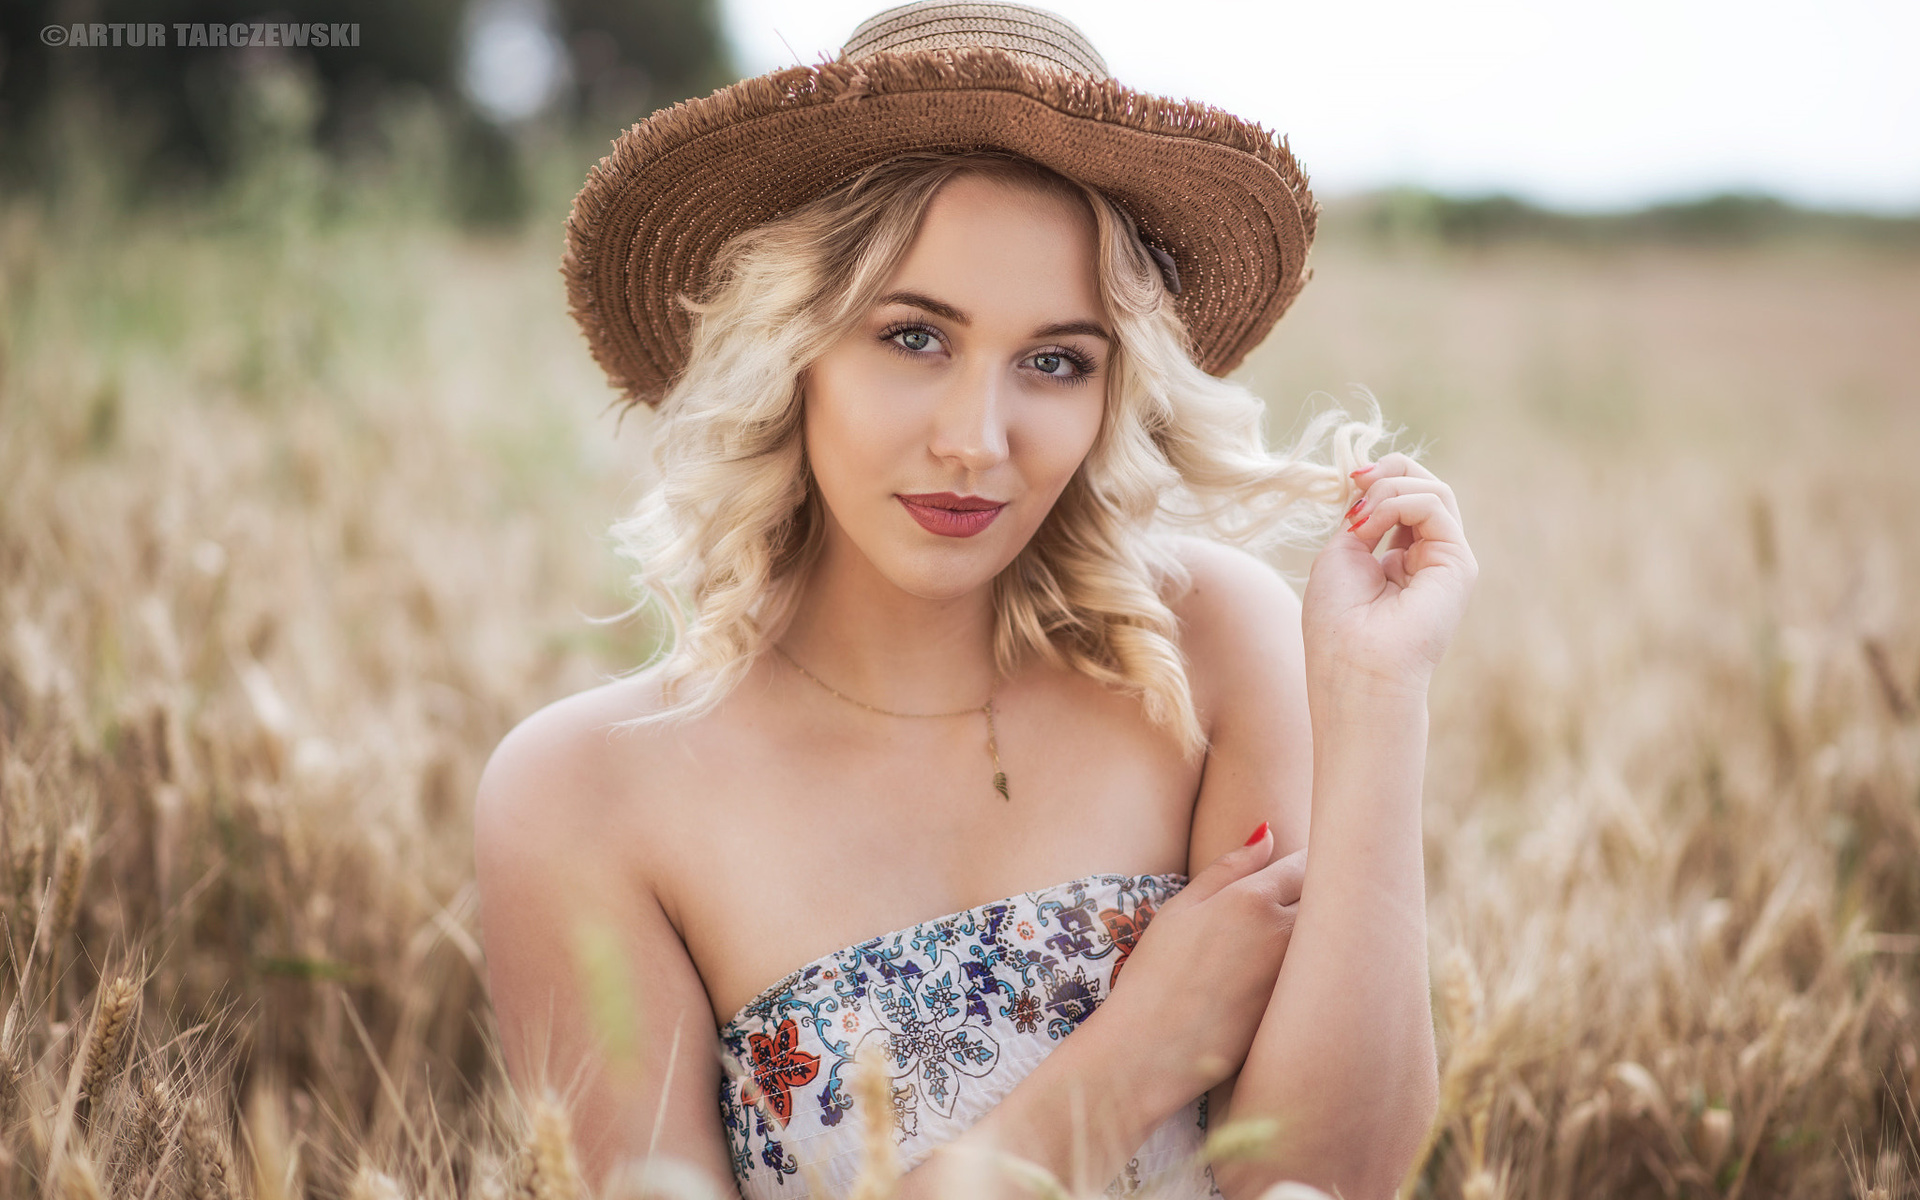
[606,150,1390,759]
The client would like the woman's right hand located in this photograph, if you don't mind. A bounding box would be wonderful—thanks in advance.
[1103,826,1304,1098]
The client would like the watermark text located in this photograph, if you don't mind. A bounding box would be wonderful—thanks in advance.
[41,23,361,48]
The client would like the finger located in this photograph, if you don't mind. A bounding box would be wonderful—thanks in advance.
[1352,473,1462,527]
[1351,451,1440,487]
[1379,546,1413,588]
[1167,822,1276,909]
[1264,847,1306,906]
[1347,491,1467,556]
[1224,846,1306,911]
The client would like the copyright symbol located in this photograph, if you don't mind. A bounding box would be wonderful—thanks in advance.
[40,24,68,46]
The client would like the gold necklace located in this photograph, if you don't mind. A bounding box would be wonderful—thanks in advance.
[771,642,1010,802]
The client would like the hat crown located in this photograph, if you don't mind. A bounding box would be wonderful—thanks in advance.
[564,0,1314,407]
[843,1,1110,80]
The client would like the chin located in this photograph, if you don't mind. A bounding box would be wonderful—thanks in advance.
[820,497,1041,600]
[877,544,1010,600]
[867,512,1033,598]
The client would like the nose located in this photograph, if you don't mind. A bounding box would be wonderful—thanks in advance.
[925,357,1009,474]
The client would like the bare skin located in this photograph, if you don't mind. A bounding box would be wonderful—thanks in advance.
[474,171,1475,1199]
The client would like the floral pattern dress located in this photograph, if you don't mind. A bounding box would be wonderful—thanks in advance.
[716,872,1224,1199]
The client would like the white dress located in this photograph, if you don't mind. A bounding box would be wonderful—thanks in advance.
[715,872,1223,1198]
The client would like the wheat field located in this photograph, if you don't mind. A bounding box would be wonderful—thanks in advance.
[1,136,1917,1200]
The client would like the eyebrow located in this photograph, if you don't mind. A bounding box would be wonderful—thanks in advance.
[877,290,1111,342]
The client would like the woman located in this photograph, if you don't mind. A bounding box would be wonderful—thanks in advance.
[474,4,1476,1199]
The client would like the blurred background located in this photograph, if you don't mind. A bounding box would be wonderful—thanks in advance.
[0,1,1916,1198]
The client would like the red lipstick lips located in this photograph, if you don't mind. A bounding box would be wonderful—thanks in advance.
[896,491,1006,538]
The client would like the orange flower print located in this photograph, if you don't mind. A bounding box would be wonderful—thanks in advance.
[1009,988,1041,1034]
[1098,900,1156,988]
[1016,920,1035,941]
[740,1017,821,1124]
[843,1011,860,1032]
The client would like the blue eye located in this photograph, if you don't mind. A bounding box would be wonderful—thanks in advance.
[883,322,944,351]
[880,322,1094,386]
[1027,348,1094,382]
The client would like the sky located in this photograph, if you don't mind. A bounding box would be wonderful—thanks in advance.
[716,0,1920,213]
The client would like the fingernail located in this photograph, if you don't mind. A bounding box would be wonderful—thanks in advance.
[1345,496,1365,517]
[1243,821,1270,847]
[1349,465,1374,477]
[1347,518,1365,533]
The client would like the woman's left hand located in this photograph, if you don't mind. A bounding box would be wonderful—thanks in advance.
[1299,452,1479,698]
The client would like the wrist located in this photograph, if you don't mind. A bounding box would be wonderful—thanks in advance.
[1306,670,1429,724]
[972,993,1180,1164]
[1081,990,1205,1135]
[1304,651,1430,707]
[960,998,1167,1198]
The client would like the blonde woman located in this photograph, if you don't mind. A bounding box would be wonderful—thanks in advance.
[473,5,1476,1199]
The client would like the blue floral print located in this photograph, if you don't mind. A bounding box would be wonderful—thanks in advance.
[716,872,1225,1198]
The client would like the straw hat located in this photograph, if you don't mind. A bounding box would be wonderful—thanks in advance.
[562,0,1317,409]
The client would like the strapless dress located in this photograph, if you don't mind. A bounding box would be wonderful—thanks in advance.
[716,871,1223,1198]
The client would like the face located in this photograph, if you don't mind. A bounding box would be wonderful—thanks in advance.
[801,172,1110,601]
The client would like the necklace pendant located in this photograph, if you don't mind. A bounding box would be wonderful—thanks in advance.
[993,771,1010,802]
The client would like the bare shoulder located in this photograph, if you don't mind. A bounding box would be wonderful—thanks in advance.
[471,668,678,891]
[471,661,751,962]
[1159,534,1312,859]
[471,667,739,1186]
[1160,534,1305,695]
[1162,533,1302,616]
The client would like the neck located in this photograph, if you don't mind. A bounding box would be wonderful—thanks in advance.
[777,519,1000,713]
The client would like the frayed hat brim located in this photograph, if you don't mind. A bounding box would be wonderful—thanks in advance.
[563,44,1317,408]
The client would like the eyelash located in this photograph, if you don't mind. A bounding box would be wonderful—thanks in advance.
[877,322,1097,386]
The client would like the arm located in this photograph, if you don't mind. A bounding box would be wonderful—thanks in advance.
[1165,537,1316,1140]
[1209,456,1474,1199]
[473,702,739,1196]
[1213,686,1436,1200]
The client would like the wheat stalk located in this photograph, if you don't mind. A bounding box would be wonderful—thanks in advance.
[76,975,138,1123]
[57,1152,107,1200]
[8,826,43,972]
[513,1091,582,1200]
[347,1162,410,1200]
[846,1041,901,1200]
[184,1100,236,1200]
[40,823,89,986]
[0,1039,22,1129]
[122,1069,185,1198]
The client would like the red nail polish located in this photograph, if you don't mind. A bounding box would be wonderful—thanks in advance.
[1347,518,1365,533]
[1243,821,1270,846]
[1345,496,1365,517]
[1349,465,1374,477]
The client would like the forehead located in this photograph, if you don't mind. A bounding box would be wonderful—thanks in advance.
[883,172,1104,321]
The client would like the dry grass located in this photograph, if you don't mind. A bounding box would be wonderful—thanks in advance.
[1246,233,1920,1198]
[0,159,1916,1199]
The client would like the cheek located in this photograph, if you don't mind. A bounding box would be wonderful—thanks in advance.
[802,358,915,497]
[1019,389,1107,488]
